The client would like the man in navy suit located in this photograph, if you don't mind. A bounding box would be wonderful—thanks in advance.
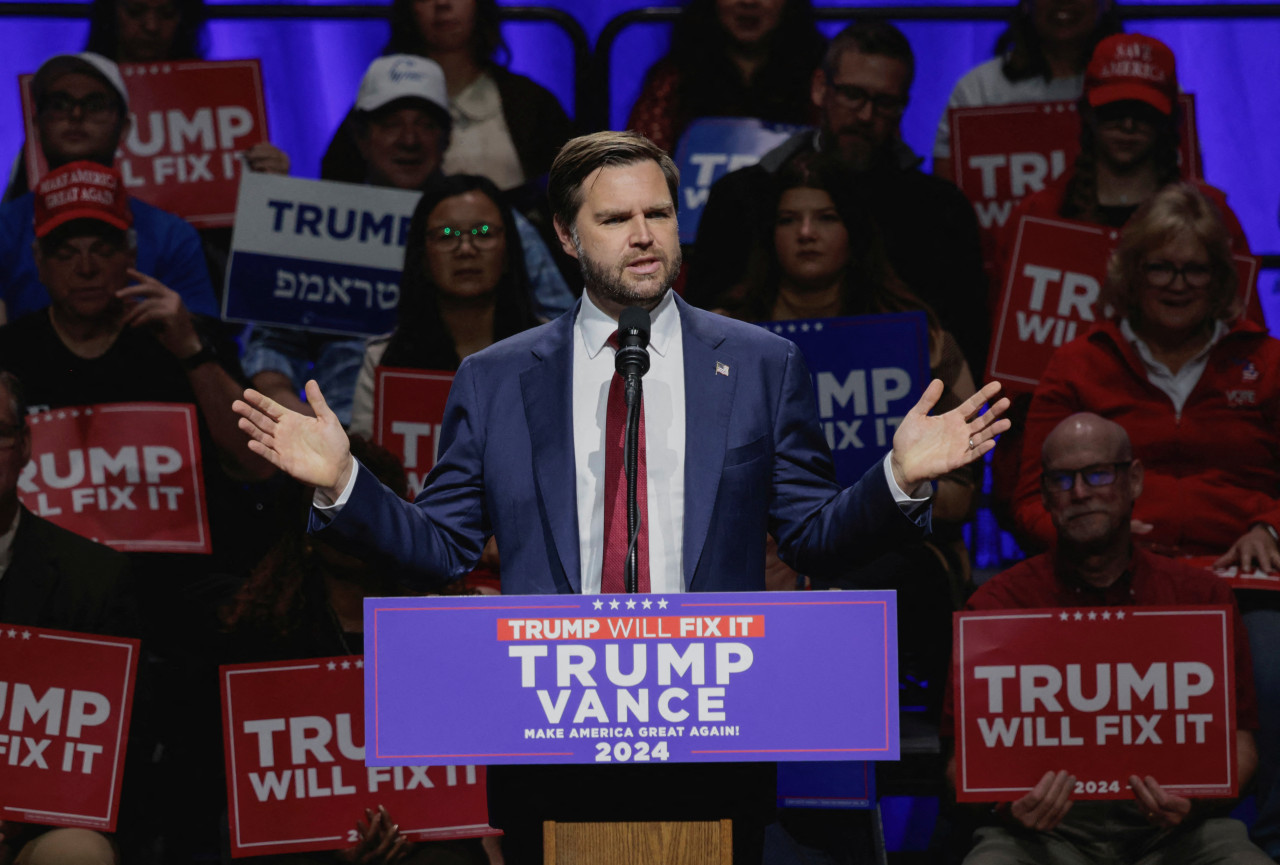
[234,130,1009,863]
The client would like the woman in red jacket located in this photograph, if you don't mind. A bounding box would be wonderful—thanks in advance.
[1013,182,1280,857]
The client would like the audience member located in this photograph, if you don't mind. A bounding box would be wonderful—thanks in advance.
[627,0,825,155]
[1004,33,1248,248]
[1011,183,1280,857]
[691,20,991,375]
[323,0,572,194]
[0,53,217,321]
[947,412,1269,864]
[85,0,205,62]
[721,153,976,716]
[247,55,570,427]
[932,0,1122,178]
[349,173,540,438]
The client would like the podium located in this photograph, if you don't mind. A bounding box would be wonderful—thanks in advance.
[544,820,731,865]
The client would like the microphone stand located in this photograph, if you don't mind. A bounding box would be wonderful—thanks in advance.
[623,375,642,594]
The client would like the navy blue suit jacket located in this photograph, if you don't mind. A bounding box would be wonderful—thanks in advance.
[316,295,927,590]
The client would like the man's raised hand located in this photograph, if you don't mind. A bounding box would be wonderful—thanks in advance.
[234,380,353,496]
[890,380,1011,491]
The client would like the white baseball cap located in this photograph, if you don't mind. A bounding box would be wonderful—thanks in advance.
[32,52,129,110]
[356,54,450,119]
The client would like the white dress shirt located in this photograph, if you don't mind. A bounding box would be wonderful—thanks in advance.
[573,290,685,593]
[0,507,20,582]
[1120,317,1228,419]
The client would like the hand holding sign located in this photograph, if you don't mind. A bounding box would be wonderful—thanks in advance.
[235,380,352,495]
[1213,526,1280,574]
[338,806,410,864]
[890,380,1011,490]
[1129,775,1193,829]
[1007,769,1075,831]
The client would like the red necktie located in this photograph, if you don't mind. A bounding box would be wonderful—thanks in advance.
[602,332,649,593]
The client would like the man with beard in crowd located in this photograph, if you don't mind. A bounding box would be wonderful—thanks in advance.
[690,19,991,374]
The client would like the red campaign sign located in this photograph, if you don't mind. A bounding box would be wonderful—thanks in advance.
[954,606,1237,802]
[22,60,269,228]
[1184,556,1280,593]
[949,95,1200,235]
[221,656,496,858]
[16,403,211,554]
[373,367,455,495]
[0,624,140,831]
[988,215,1259,392]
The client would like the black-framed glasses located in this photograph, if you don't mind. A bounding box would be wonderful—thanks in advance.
[1042,461,1133,492]
[1143,261,1213,289]
[825,77,906,117]
[426,223,504,250]
[38,92,121,121]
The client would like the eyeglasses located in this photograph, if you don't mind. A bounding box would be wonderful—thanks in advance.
[38,92,121,121]
[1143,261,1213,289]
[426,223,504,250]
[825,78,906,117]
[1042,461,1133,492]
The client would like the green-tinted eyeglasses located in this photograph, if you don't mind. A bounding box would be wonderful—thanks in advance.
[427,223,504,250]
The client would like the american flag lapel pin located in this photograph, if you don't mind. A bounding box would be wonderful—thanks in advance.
[716,361,730,377]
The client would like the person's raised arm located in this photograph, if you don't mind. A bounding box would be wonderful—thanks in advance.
[234,380,353,499]
[889,379,1011,492]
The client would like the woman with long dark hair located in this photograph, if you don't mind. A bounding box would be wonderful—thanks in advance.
[627,0,825,155]
[348,173,540,438]
[322,0,571,193]
[933,0,1122,178]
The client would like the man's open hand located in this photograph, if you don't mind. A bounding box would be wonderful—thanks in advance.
[890,380,1011,490]
[234,380,352,497]
[1007,769,1075,832]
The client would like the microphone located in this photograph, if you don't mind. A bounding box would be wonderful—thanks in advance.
[615,307,651,407]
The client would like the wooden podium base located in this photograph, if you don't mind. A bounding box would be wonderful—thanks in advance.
[543,819,733,864]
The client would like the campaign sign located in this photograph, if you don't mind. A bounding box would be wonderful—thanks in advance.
[1183,556,1280,593]
[0,624,139,831]
[762,313,930,487]
[16,403,211,554]
[949,95,1199,234]
[366,591,899,766]
[674,117,808,243]
[954,606,1237,802]
[221,657,496,858]
[223,173,420,336]
[21,60,269,228]
[373,368,455,494]
[776,761,874,809]
[989,215,1261,391]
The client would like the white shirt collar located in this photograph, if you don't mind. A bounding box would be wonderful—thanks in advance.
[0,507,21,581]
[1119,317,1229,371]
[577,289,678,361]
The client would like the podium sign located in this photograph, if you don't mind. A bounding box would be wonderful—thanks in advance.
[221,656,496,858]
[763,313,930,487]
[954,607,1237,802]
[366,591,899,765]
[0,625,139,831]
[373,368,455,494]
[22,60,269,228]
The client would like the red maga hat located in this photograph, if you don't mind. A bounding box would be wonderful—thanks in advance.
[33,161,132,238]
[1085,34,1178,115]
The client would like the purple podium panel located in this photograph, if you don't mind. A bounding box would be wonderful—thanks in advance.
[364,591,898,766]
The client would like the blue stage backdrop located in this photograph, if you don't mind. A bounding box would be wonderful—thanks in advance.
[3,1,1277,318]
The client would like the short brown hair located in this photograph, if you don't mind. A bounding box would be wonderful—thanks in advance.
[1104,183,1240,323]
[548,131,679,232]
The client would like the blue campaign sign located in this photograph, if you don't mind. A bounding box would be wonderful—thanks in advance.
[761,313,931,487]
[674,117,808,244]
[777,761,875,810]
[364,591,899,766]
[222,173,423,336]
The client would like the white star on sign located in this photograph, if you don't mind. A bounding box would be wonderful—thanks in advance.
[813,322,823,331]
[1088,611,1097,620]
[326,661,337,670]
[642,599,653,609]
[626,599,636,609]
[1102,611,1111,620]
[1116,611,1125,620]
[593,599,604,610]
[6,629,15,638]
[1073,612,1083,621]
[658,599,669,609]
[1059,612,1069,621]
[801,323,810,332]
[355,660,364,668]
[609,599,620,610]
[21,631,31,640]
[787,324,796,333]
[341,660,351,670]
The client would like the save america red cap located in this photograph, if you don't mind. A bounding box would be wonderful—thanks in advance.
[1085,33,1178,116]
[33,161,132,238]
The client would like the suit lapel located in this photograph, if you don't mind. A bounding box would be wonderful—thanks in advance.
[677,298,736,590]
[520,307,582,592]
[2,510,59,624]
